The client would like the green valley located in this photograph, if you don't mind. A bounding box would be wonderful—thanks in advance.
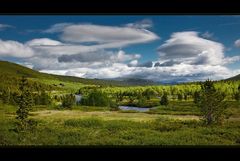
[1,60,240,145]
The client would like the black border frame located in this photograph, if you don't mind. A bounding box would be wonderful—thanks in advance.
[0,0,240,160]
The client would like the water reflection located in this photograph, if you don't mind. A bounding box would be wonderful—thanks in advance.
[118,106,151,112]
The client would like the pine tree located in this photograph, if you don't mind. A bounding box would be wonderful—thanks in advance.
[15,77,33,131]
[196,79,227,125]
[177,93,183,101]
[160,92,169,106]
[1,88,10,104]
[39,90,51,105]
[193,91,200,104]
[233,85,240,101]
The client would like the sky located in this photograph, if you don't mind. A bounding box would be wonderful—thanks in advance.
[0,15,240,83]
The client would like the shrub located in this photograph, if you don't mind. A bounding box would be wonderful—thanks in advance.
[109,101,119,111]
[81,90,110,107]
[34,90,51,105]
[62,94,75,109]
[136,97,147,107]
[143,88,157,100]
[236,138,240,144]
[151,120,183,132]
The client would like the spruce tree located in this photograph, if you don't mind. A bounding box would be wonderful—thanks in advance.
[196,79,227,125]
[39,90,51,105]
[233,85,240,101]
[2,88,10,104]
[16,77,33,131]
[193,91,200,104]
[160,92,169,106]
[177,93,183,101]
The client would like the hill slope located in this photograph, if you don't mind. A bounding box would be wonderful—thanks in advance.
[0,60,157,87]
[0,60,53,79]
[225,74,240,81]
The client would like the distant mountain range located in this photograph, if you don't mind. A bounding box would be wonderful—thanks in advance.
[110,77,159,86]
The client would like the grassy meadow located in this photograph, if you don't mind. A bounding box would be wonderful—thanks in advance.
[1,101,240,145]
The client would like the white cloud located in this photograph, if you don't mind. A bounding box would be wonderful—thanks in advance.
[30,43,97,56]
[158,31,225,65]
[54,23,159,47]
[113,50,141,62]
[57,50,141,63]
[16,62,34,69]
[19,22,158,67]
[0,39,34,58]
[128,60,138,67]
[1,22,240,83]
[125,19,153,29]
[24,35,152,57]
[223,56,240,64]
[39,62,235,82]
[43,23,73,33]
[0,24,13,31]
[26,38,63,46]
[235,39,240,48]
[201,31,214,39]
[7,31,239,83]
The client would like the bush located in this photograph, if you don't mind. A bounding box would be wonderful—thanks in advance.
[236,138,240,144]
[62,94,75,108]
[81,90,110,107]
[136,97,147,107]
[151,120,183,132]
[109,101,119,111]
[143,88,157,100]
[34,90,51,105]
[233,92,240,101]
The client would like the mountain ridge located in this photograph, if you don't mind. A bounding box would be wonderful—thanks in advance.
[225,74,240,81]
[0,60,158,86]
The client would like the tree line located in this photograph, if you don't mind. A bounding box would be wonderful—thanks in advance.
[1,77,238,128]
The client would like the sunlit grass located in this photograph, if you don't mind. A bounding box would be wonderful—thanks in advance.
[1,102,240,145]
